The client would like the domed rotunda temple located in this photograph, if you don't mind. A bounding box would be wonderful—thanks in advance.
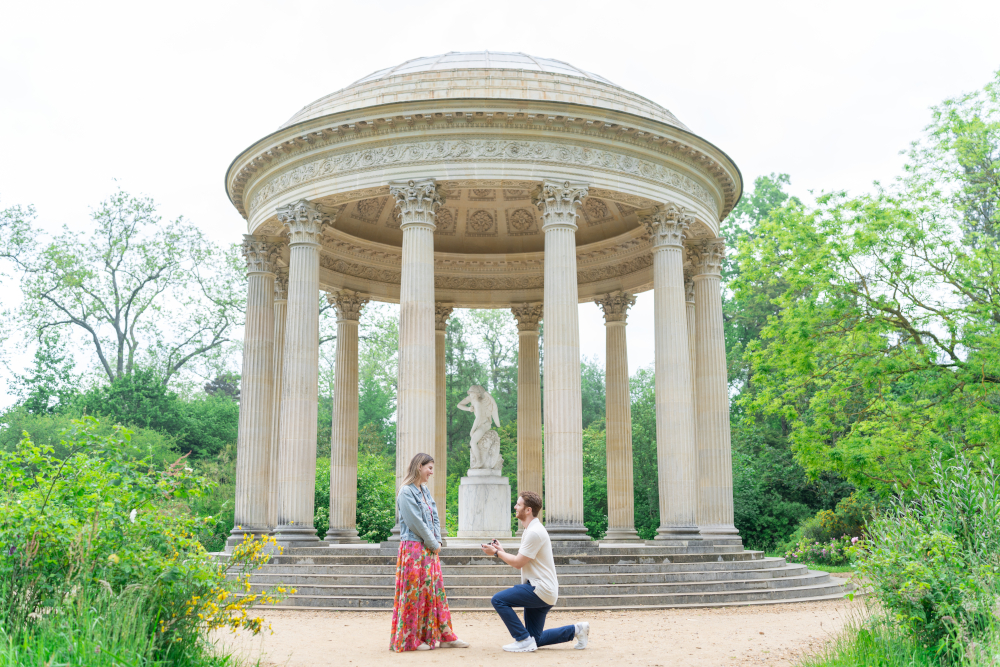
[226,51,744,549]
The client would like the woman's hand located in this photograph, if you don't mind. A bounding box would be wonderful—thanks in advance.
[432,545,441,555]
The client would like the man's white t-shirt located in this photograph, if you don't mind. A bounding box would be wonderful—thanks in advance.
[518,518,559,605]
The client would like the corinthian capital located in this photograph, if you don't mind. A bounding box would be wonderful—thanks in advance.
[326,289,369,322]
[688,238,726,277]
[534,180,589,232]
[640,204,692,250]
[241,235,280,274]
[511,303,544,331]
[389,178,443,230]
[435,304,454,331]
[274,269,289,301]
[276,199,325,246]
[594,291,637,324]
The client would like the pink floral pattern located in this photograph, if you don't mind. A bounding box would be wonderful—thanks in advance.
[389,541,458,652]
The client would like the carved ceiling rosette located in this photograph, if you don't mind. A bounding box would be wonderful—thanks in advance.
[276,199,325,245]
[688,238,726,277]
[326,289,369,322]
[640,204,691,250]
[534,180,589,231]
[434,304,454,330]
[389,178,443,230]
[241,235,281,274]
[594,291,637,323]
[510,303,544,331]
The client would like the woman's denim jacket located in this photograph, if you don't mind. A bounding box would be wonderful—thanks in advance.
[397,483,442,552]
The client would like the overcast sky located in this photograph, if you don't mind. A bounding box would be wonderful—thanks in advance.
[2,0,999,402]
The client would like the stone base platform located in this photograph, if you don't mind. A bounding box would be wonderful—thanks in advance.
[224,539,852,610]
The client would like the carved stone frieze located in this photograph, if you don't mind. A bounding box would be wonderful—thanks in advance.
[276,199,325,245]
[326,289,369,321]
[434,304,454,330]
[640,204,691,250]
[320,255,401,284]
[535,181,588,231]
[594,291,637,323]
[247,139,717,218]
[241,235,281,274]
[511,303,544,331]
[688,238,726,276]
[389,178,442,230]
[577,254,653,284]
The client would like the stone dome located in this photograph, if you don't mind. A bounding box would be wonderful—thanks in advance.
[281,50,688,131]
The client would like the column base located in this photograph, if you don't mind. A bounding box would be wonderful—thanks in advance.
[544,523,592,542]
[697,524,740,537]
[273,524,320,548]
[225,526,272,552]
[323,528,362,544]
[654,525,703,541]
[600,528,644,543]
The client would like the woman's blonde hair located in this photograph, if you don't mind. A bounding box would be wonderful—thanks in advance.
[401,452,434,487]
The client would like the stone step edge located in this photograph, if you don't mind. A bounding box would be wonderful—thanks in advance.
[260,591,853,612]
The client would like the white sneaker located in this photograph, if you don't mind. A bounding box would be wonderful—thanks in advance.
[440,639,470,648]
[415,643,430,651]
[503,637,538,652]
[574,622,589,649]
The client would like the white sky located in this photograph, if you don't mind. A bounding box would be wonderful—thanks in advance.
[2,0,999,403]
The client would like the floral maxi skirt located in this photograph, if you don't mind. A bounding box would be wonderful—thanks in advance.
[389,541,458,652]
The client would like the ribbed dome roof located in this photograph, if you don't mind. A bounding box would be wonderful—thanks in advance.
[350,51,616,87]
[280,51,686,130]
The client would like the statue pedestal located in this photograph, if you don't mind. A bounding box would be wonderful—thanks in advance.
[456,471,512,541]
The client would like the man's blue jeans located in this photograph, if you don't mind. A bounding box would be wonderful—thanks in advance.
[490,583,576,646]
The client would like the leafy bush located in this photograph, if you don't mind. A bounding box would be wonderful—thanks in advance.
[356,451,397,543]
[0,417,286,662]
[852,455,1000,656]
[785,535,857,566]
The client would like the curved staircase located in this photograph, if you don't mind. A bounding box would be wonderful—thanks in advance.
[241,539,851,610]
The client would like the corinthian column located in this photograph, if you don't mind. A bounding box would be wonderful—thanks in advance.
[641,205,700,540]
[691,239,738,537]
[434,304,453,524]
[325,290,369,544]
[511,303,543,523]
[268,269,288,531]
[388,179,442,540]
[535,181,590,541]
[228,236,279,549]
[273,200,324,546]
[595,291,642,543]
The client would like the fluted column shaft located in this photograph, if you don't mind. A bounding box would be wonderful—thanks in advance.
[512,304,543,521]
[326,291,368,544]
[228,236,278,548]
[692,240,738,536]
[643,206,700,540]
[274,200,324,545]
[536,181,590,541]
[268,272,288,531]
[596,292,641,543]
[434,305,453,525]
[388,180,441,541]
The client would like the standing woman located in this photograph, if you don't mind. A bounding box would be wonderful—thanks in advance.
[390,453,469,652]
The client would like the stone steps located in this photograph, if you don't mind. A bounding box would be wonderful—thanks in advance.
[231,543,851,610]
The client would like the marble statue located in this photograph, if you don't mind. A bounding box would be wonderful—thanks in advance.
[457,385,503,473]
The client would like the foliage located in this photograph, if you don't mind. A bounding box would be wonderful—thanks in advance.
[582,420,608,539]
[735,74,1000,492]
[801,493,874,544]
[629,367,660,540]
[0,188,245,386]
[852,455,1000,655]
[0,417,286,662]
[9,332,79,414]
[731,448,814,551]
[355,451,397,543]
[785,535,857,566]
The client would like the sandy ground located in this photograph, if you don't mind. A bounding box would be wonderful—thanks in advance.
[216,579,861,667]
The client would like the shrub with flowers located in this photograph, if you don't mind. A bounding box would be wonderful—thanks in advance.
[784,534,858,566]
[0,417,291,663]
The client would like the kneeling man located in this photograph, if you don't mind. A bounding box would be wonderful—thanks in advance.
[480,491,589,652]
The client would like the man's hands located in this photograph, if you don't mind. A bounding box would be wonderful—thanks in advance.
[480,539,504,556]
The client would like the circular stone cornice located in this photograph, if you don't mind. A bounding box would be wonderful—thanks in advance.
[226,100,742,224]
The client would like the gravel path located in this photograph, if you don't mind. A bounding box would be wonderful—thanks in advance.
[217,581,860,667]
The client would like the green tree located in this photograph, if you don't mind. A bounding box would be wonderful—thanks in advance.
[10,334,79,414]
[0,189,244,386]
[737,71,1000,493]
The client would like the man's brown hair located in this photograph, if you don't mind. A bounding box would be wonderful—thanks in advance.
[519,491,542,518]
